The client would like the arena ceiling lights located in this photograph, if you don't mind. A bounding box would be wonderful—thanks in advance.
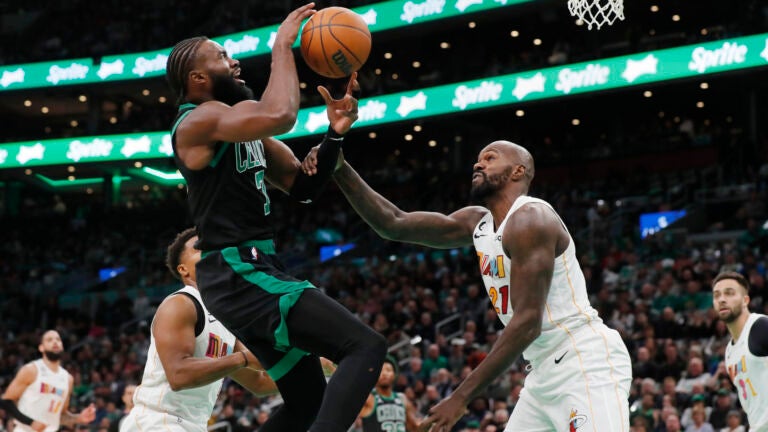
[1,33,767,170]
[0,0,535,92]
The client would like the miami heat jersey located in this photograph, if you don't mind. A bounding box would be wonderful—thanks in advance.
[15,359,71,432]
[725,313,768,431]
[472,195,600,361]
[132,286,236,426]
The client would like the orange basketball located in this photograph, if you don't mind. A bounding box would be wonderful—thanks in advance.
[300,7,372,78]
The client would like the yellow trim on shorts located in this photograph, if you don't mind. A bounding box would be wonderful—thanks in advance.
[544,302,597,432]
[561,254,626,432]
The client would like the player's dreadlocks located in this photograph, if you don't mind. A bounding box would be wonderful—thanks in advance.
[166,36,208,105]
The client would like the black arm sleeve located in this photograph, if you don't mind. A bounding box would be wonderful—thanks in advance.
[748,316,768,357]
[0,399,35,426]
[289,128,344,203]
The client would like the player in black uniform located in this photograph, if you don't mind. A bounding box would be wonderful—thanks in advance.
[165,4,386,432]
[359,357,419,432]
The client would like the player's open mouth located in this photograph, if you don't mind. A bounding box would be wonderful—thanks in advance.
[233,70,245,85]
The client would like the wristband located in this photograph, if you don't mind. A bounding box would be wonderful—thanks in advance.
[327,126,345,140]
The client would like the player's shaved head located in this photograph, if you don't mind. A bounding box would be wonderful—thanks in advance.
[482,140,535,182]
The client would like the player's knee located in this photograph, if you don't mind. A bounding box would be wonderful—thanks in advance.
[364,330,387,364]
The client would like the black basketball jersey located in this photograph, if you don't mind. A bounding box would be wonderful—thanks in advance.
[172,103,274,250]
[362,390,407,432]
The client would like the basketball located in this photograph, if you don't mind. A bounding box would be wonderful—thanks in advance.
[300,7,372,78]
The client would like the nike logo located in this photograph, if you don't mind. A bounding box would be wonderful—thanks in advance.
[554,351,567,364]
[208,315,217,323]
[474,221,488,239]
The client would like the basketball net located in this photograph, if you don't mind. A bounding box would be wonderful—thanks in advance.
[567,0,624,30]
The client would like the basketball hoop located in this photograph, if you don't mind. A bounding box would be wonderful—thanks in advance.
[567,0,624,30]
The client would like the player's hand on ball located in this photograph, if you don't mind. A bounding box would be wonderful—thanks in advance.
[31,420,47,431]
[317,72,360,136]
[275,3,316,48]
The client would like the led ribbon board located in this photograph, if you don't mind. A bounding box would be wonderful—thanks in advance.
[0,0,533,91]
[1,33,767,169]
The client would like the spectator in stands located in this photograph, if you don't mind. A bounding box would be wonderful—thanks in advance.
[676,358,712,394]
[658,342,687,380]
[108,384,135,432]
[685,405,715,432]
[681,394,713,430]
[666,413,683,432]
[634,346,659,379]
[721,410,746,432]
[422,344,449,381]
[708,389,735,430]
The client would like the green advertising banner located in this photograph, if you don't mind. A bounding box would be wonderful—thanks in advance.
[2,33,767,169]
[0,0,534,91]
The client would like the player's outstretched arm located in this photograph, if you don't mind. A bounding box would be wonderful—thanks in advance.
[0,365,47,431]
[333,161,484,249]
[153,295,249,391]
[418,204,558,432]
[267,73,360,203]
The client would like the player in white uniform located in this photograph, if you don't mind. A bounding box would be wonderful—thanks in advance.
[121,228,277,432]
[713,271,768,432]
[329,140,632,432]
[1,330,96,431]
[121,228,335,432]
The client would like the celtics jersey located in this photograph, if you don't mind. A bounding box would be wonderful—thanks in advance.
[15,360,71,432]
[725,313,768,432]
[362,390,407,432]
[172,103,274,250]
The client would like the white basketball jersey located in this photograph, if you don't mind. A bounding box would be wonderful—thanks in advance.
[15,359,71,432]
[725,313,768,432]
[472,196,600,361]
[132,286,237,425]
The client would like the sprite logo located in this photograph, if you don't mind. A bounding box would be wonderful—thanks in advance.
[133,54,168,77]
[47,63,89,85]
[688,42,747,73]
[555,63,610,94]
[452,81,503,110]
[224,35,259,57]
[66,139,113,162]
[1,68,25,88]
[401,0,446,23]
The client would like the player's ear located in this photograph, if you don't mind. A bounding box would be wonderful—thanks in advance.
[189,69,206,85]
[177,263,189,279]
[513,164,526,179]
